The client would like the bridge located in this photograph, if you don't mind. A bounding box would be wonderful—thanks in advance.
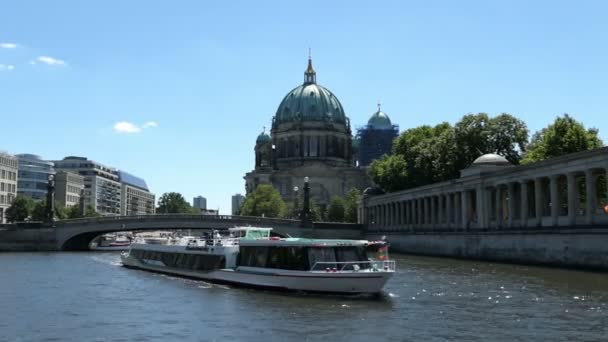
[50,214,363,250]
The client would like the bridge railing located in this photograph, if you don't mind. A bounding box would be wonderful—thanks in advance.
[55,214,300,226]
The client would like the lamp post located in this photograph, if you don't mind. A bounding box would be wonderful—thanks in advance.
[301,177,312,227]
[46,174,55,223]
[293,186,299,219]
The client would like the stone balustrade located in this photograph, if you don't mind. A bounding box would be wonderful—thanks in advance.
[360,147,608,232]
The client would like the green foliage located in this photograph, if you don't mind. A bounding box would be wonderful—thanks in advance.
[240,184,286,218]
[65,205,82,219]
[368,154,410,192]
[5,196,34,222]
[156,192,195,214]
[343,188,361,223]
[279,202,296,219]
[54,205,68,220]
[31,201,48,221]
[326,196,345,222]
[373,113,529,192]
[84,205,101,218]
[454,113,528,168]
[522,114,603,164]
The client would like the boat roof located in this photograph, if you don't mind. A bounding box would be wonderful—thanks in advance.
[228,227,273,231]
[240,238,371,247]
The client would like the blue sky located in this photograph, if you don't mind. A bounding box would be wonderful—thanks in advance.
[1,0,607,213]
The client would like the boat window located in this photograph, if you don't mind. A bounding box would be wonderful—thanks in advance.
[335,246,370,270]
[266,247,306,270]
[307,247,337,271]
[238,247,268,267]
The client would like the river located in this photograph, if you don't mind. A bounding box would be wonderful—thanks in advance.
[1,252,607,341]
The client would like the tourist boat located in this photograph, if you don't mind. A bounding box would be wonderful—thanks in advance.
[120,227,395,294]
[90,234,132,251]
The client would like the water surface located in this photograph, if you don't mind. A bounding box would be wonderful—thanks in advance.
[1,253,607,341]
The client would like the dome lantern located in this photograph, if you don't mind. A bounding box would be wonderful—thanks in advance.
[304,50,316,85]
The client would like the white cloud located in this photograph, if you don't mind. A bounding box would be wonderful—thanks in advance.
[143,121,158,128]
[113,121,141,134]
[0,43,18,49]
[112,121,158,134]
[0,64,15,71]
[37,56,66,66]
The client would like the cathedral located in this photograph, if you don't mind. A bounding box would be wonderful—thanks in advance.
[244,56,398,206]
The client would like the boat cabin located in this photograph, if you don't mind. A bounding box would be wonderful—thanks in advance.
[237,239,385,271]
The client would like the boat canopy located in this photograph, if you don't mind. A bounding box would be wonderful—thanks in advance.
[228,227,272,240]
[240,238,371,247]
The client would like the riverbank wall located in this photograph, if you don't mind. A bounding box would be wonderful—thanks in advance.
[0,227,57,252]
[367,228,608,270]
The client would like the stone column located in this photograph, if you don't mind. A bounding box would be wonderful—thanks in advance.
[520,180,528,228]
[411,200,415,228]
[438,195,444,229]
[567,172,577,226]
[495,186,503,229]
[446,193,453,229]
[534,178,543,227]
[586,169,597,225]
[430,196,436,229]
[476,186,486,229]
[605,168,608,210]
[454,193,461,231]
[417,198,422,226]
[508,183,516,228]
[550,175,560,226]
[421,197,427,226]
[461,190,469,231]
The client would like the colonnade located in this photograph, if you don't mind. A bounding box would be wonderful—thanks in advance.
[363,166,608,231]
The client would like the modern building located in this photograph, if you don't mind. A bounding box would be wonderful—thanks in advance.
[118,170,155,215]
[0,152,18,223]
[232,194,245,215]
[244,56,370,207]
[54,157,123,216]
[16,154,55,201]
[193,196,207,210]
[355,105,399,167]
[54,170,85,208]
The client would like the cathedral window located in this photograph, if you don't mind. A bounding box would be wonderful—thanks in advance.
[310,136,318,157]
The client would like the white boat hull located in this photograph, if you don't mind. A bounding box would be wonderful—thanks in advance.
[121,254,392,294]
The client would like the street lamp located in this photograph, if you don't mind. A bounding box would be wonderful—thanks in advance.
[301,177,312,227]
[293,186,299,219]
[46,174,55,223]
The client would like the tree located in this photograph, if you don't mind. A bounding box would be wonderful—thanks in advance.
[156,192,194,214]
[54,205,68,220]
[5,196,34,222]
[84,205,101,218]
[31,201,47,221]
[368,154,410,192]
[522,114,603,164]
[327,196,345,222]
[454,113,528,168]
[343,188,361,223]
[65,204,82,219]
[240,184,286,218]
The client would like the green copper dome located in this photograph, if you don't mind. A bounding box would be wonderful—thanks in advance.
[274,57,347,125]
[368,105,393,129]
[256,131,271,143]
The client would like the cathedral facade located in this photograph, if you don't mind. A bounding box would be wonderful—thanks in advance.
[244,57,398,206]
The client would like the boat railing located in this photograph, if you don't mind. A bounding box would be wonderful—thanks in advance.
[310,260,395,272]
